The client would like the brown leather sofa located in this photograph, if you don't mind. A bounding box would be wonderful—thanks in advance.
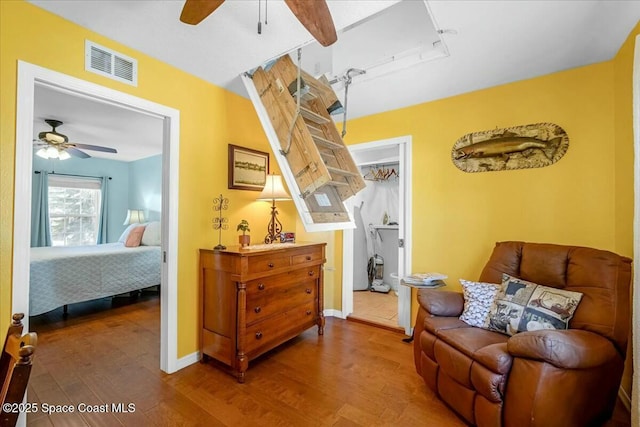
[413,241,632,427]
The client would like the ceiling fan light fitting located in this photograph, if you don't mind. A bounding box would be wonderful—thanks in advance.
[35,148,49,159]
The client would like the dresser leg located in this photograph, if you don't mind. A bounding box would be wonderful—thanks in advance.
[237,352,248,383]
[317,314,325,335]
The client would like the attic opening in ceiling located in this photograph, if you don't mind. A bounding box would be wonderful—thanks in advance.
[295,0,447,89]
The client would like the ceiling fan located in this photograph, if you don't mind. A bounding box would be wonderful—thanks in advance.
[34,119,118,160]
[180,0,337,47]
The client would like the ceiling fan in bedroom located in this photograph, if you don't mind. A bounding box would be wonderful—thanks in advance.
[33,119,118,160]
[179,0,338,47]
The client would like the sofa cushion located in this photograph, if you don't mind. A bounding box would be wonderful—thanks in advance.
[484,274,583,336]
[423,316,471,335]
[436,327,508,365]
[459,279,501,327]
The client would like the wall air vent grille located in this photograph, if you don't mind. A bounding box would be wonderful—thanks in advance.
[85,40,138,86]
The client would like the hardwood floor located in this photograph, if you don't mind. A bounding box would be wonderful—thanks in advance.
[26,295,630,426]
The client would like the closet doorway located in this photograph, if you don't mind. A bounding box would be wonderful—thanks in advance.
[12,61,181,373]
[342,136,413,335]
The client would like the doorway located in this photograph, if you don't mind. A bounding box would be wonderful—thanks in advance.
[342,136,412,334]
[12,61,180,373]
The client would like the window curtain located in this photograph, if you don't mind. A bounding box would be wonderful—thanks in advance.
[31,171,51,247]
[97,176,109,244]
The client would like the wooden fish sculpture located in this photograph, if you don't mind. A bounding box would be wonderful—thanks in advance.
[451,123,569,173]
[453,134,562,160]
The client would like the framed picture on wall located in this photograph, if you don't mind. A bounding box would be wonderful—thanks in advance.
[228,144,269,191]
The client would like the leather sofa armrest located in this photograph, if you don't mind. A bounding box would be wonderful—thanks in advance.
[507,329,619,369]
[417,289,464,317]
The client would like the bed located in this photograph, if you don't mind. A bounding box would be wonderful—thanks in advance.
[29,222,161,316]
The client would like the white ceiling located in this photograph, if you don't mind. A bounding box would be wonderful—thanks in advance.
[34,84,164,162]
[28,0,640,162]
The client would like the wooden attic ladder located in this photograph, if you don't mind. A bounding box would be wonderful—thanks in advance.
[250,55,366,224]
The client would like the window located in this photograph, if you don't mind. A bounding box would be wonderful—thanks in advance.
[48,175,102,246]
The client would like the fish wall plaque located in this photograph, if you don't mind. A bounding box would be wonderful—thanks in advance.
[451,122,569,173]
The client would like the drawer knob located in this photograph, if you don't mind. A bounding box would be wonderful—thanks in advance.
[305,288,312,294]
[254,306,261,313]
[258,283,265,290]
[268,262,274,268]
[308,271,315,276]
[255,332,263,340]
[306,310,312,315]
[306,256,311,261]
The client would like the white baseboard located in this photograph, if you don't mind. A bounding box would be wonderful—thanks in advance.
[619,386,631,411]
[324,309,345,319]
[175,351,200,371]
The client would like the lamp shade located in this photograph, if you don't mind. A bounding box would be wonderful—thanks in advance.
[257,175,291,201]
[123,209,145,225]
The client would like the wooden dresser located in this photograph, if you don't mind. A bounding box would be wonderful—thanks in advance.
[199,242,326,382]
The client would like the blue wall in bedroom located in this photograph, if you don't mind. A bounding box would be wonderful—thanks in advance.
[32,154,162,243]
[128,155,162,223]
[32,156,130,242]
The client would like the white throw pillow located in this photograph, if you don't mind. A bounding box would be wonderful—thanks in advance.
[141,221,161,246]
[459,279,501,327]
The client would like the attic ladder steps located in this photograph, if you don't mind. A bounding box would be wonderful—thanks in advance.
[300,106,330,125]
[326,166,359,177]
[247,54,367,224]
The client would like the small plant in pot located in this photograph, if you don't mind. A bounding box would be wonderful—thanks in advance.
[237,220,250,247]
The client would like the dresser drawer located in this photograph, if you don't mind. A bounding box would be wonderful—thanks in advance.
[247,253,291,274]
[246,281,316,325]
[291,248,323,265]
[245,301,317,354]
[246,266,320,298]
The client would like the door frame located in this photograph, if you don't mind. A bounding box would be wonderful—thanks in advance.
[13,61,180,373]
[341,135,413,334]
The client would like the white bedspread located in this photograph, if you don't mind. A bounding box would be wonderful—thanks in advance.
[30,243,161,316]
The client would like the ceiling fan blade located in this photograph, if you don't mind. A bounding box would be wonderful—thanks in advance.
[66,147,91,159]
[70,143,117,154]
[284,0,337,47]
[180,0,225,25]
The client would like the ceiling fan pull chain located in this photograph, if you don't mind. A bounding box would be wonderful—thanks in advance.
[265,0,268,25]
[281,48,302,156]
[257,0,262,34]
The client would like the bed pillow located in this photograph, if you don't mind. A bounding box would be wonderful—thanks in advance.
[459,279,501,327]
[141,221,161,246]
[125,225,146,247]
[118,223,140,243]
[484,273,583,336]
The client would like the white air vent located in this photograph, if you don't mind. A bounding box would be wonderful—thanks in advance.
[85,40,137,86]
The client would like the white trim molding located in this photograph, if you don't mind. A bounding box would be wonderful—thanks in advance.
[341,136,413,335]
[14,61,180,374]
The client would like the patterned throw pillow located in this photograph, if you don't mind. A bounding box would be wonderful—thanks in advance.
[484,274,583,336]
[459,279,502,327]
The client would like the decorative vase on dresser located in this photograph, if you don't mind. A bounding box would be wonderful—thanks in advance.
[199,242,326,382]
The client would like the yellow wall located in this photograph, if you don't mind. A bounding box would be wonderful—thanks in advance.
[344,61,616,293]
[0,1,294,357]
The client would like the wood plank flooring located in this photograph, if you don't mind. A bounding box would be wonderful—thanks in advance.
[26,295,630,426]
